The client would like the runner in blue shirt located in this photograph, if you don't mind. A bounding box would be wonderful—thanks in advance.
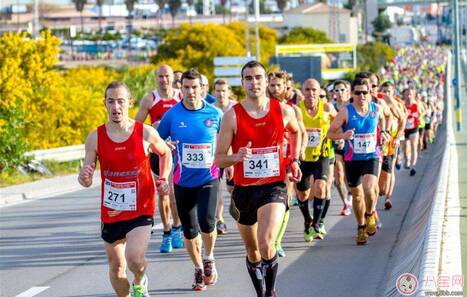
[157,68,223,291]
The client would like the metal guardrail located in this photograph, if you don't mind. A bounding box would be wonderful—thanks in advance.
[25,144,85,162]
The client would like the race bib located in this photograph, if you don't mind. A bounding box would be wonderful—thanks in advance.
[103,179,137,211]
[406,118,415,129]
[243,146,280,178]
[306,128,322,148]
[354,133,376,154]
[182,143,213,168]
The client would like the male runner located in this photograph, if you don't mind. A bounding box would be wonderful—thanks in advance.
[327,78,388,245]
[215,61,302,297]
[135,64,184,253]
[402,87,420,176]
[296,79,337,241]
[201,74,217,104]
[213,79,236,235]
[158,69,223,291]
[78,82,173,297]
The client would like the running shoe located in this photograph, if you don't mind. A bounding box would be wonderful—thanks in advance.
[160,232,173,253]
[410,168,416,176]
[275,243,286,257]
[203,259,218,285]
[366,212,377,236]
[193,268,207,291]
[171,226,184,249]
[318,221,327,236]
[356,227,368,245]
[384,199,392,210]
[304,225,313,242]
[395,162,401,170]
[132,274,150,297]
[216,220,227,235]
[312,226,324,240]
[340,203,351,216]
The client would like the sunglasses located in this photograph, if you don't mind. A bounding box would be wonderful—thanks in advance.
[334,88,346,93]
[371,84,378,88]
[354,90,369,96]
[319,95,326,98]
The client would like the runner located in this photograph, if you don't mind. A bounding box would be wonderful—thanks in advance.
[379,81,406,210]
[285,73,304,105]
[78,81,173,297]
[215,61,302,297]
[402,87,420,176]
[296,79,337,241]
[267,71,307,257]
[213,79,237,235]
[327,78,388,245]
[158,69,223,291]
[173,70,183,89]
[331,80,353,216]
[135,64,184,253]
[201,74,217,104]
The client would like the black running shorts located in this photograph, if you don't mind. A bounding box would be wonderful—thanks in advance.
[174,179,219,239]
[296,157,329,192]
[232,181,287,226]
[344,159,380,188]
[404,128,418,139]
[101,215,154,244]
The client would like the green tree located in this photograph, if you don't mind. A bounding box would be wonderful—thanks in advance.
[72,0,87,33]
[372,13,392,33]
[357,41,396,73]
[168,0,181,28]
[276,0,287,12]
[279,27,333,44]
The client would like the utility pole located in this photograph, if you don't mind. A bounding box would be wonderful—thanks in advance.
[453,0,463,131]
[245,0,250,57]
[254,0,260,61]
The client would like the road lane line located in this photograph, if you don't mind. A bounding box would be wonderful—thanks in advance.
[15,287,50,297]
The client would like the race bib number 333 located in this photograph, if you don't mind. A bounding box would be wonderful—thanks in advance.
[103,179,137,211]
[243,146,280,178]
[182,143,213,168]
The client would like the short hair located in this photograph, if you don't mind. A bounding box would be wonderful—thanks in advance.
[355,71,371,79]
[267,71,287,81]
[214,79,231,89]
[174,70,183,75]
[104,81,131,99]
[381,81,394,88]
[351,78,370,91]
[181,68,201,83]
[333,80,349,89]
[241,60,267,79]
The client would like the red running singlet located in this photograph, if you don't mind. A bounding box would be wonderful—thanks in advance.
[232,99,286,186]
[405,103,419,130]
[149,89,182,125]
[98,122,155,223]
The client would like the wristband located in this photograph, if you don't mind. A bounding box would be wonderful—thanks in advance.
[290,158,301,166]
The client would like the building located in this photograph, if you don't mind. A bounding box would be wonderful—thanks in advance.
[282,2,358,44]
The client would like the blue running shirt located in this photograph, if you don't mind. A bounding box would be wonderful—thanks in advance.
[343,102,381,161]
[158,100,223,187]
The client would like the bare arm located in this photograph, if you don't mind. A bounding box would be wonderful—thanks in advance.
[327,108,352,140]
[143,125,172,180]
[282,103,302,182]
[78,130,98,187]
[292,105,307,155]
[135,93,153,123]
[215,109,242,168]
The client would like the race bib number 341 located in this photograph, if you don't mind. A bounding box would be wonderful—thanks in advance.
[354,133,376,154]
[182,143,213,168]
[103,179,137,211]
[243,146,280,178]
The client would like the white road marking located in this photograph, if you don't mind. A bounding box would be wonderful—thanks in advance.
[15,286,50,297]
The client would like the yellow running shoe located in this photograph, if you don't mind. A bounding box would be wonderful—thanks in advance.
[356,227,368,245]
[366,212,377,236]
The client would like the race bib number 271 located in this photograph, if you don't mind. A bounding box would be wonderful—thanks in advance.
[103,179,137,211]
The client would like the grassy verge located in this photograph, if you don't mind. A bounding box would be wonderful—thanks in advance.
[0,160,82,187]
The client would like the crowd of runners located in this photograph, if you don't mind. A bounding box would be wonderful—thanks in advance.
[78,45,447,297]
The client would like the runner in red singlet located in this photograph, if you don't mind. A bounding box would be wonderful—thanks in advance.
[215,61,302,297]
[78,82,172,297]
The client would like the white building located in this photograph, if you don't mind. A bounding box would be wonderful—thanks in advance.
[282,3,358,45]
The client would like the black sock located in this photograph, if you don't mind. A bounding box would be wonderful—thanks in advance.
[298,199,312,225]
[312,198,325,229]
[246,257,264,297]
[163,230,171,235]
[321,199,331,220]
[262,255,278,296]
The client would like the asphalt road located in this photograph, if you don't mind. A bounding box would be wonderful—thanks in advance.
[0,148,436,297]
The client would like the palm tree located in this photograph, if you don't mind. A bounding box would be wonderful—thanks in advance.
[96,0,105,35]
[155,0,166,28]
[125,0,137,53]
[72,0,87,33]
[168,0,181,28]
[220,0,227,23]
[186,0,194,25]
